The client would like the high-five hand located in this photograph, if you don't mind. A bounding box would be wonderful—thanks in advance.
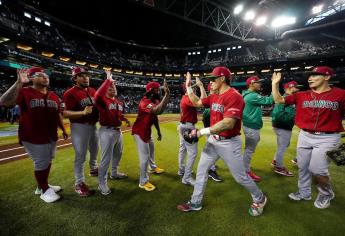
[271,72,282,85]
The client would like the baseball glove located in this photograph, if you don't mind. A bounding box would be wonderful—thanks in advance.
[326,143,345,166]
[183,129,199,144]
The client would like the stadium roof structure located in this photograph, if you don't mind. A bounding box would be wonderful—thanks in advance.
[21,0,345,48]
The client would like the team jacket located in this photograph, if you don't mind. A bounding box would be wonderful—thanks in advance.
[242,90,274,129]
[272,94,296,131]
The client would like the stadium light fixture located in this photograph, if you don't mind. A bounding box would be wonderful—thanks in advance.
[290,67,300,70]
[261,69,270,73]
[76,60,87,66]
[44,21,51,27]
[208,50,212,53]
[41,51,54,57]
[165,73,172,77]
[188,52,191,55]
[174,74,181,77]
[255,16,267,26]
[218,49,221,52]
[135,72,143,75]
[0,37,10,43]
[34,17,42,23]
[89,64,99,68]
[247,71,255,74]
[234,5,243,15]
[0,0,2,5]
[192,52,196,55]
[59,56,70,62]
[274,68,282,72]
[238,45,242,49]
[155,73,162,77]
[312,5,323,14]
[145,72,153,76]
[232,46,236,49]
[227,47,230,50]
[305,66,313,69]
[197,52,200,55]
[213,49,217,52]
[17,43,32,51]
[24,12,31,18]
[103,66,112,71]
[193,73,200,77]
[271,16,296,28]
[244,10,256,21]
[126,71,134,74]
[113,68,122,72]
[237,71,245,75]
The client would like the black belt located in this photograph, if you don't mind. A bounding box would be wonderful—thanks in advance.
[180,122,196,125]
[302,129,337,135]
[213,135,236,141]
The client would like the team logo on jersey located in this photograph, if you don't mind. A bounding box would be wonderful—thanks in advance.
[80,97,94,107]
[146,104,153,109]
[30,99,58,109]
[211,103,224,113]
[302,100,339,110]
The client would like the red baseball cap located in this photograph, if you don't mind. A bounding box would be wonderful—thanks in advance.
[206,66,231,80]
[146,81,160,92]
[27,67,45,77]
[283,81,302,89]
[72,67,89,77]
[306,66,335,77]
[246,76,264,86]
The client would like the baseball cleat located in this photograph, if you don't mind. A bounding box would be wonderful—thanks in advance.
[249,195,267,216]
[288,192,312,201]
[247,171,261,182]
[271,160,277,167]
[98,184,111,195]
[314,191,335,209]
[35,184,62,195]
[177,201,202,212]
[40,187,61,203]
[75,182,94,197]
[138,182,156,191]
[208,170,223,182]
[89,167,99,177]
[177,170,185,176]
[274,167,294,177]
[109,172,128,180]
[150,167,165,174]
[182,178,195,186]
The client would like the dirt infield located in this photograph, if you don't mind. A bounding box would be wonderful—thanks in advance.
[0,116,179,164]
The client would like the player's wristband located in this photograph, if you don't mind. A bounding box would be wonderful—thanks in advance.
[199,128,211,136]
[186,86,193,94]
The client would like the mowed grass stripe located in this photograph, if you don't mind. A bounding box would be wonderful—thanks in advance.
[0,119,345,236]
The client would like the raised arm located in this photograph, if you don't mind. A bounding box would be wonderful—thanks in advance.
[95,70,114,101]
[271,72,285,104]
[0,69,27,107]
[185,72,204,108]
[151,79,170,115]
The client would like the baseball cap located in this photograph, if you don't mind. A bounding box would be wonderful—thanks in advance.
[283,81,302,89]
[27,67,46,77]
[306,66,335,77]
[205,66,231,80]
[246,76,265,86]
[72,67,89,77]
[146,81,160,92]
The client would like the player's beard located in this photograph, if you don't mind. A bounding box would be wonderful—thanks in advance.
[151,93,161,101]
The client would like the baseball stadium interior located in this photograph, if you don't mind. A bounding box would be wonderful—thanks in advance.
[1,0,345,235]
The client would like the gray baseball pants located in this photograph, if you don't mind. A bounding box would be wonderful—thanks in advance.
[22,141,56,171]
[243,126,261,172]
[71,123,99,185]
[296,130,340,198]
[98,126,123,185]
[273,127,292,168]
[190,135,264,204]
[177,123,198,181]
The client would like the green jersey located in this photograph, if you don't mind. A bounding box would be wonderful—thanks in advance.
[271,94,296,130]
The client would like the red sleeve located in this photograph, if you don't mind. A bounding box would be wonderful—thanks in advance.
[139,98,156,113]
[284,93,297,105]
[223,94,244,119]
[63,90,77,110]
[201,95,213,108]
[95,80,112,108]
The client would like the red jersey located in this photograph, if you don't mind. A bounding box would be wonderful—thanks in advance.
[132,96,159,142]
[17,87,61,144]
[63,86,99,124]
[95,79,126,127]
[201,88,244,137]
[285,87,345,132]
[180,95,198,124]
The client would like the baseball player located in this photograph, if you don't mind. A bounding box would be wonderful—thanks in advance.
[177,67,267,216]
[177,79,206,186]
[94,70,130,195]
[271,81,301,177]
[63,67,99,197]
[271,66,345,209]
[202,83,223,182]
[132,80,170,191]
[0,67,68,203]
[242,76,274,182]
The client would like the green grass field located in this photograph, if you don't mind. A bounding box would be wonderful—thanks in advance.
[1,117,345,236]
